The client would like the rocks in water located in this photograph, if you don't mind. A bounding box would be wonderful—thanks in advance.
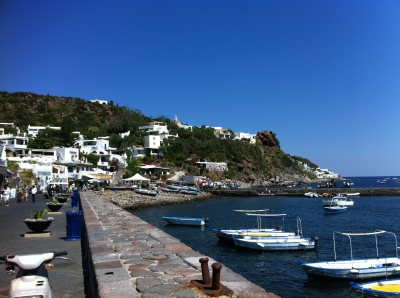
[100,190,215,210]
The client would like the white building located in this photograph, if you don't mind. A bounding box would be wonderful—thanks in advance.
[27,125,61,137]
[234,132,256,144]
[0,132,28,153]
[90,99,108,105]
[196,161,228,172]
[131,145,146,158]
[213,127,231,139]
[75,137,110,155]
[138,121,178,156]
[139,121,169,135]
[314,168,339,179]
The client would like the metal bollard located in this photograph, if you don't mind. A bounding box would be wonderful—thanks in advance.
[199,257,211,284]
[211,262,222,290]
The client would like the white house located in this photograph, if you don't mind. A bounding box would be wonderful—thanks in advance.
[213,127,231,139]
[75,137,110,155]
[139,121,169,135]
[314,168,339,179]
[196,161,228,172]
[90,99,108,105]
[26,125,61,137]
[0,133,28,154]
[234,132,256,144]
[131,145,146,158]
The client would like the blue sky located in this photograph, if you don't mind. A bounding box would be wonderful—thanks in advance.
[1,1,399,177]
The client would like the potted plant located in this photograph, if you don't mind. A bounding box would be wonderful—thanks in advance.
[47,197,64,212]
[56,194,68,204]
[24,209,54,232]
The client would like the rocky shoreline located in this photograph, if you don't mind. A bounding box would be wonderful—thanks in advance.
[101,189,216,210]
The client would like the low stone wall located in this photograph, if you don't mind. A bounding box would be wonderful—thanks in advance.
[209,187,400,197]
[79,191,279,298]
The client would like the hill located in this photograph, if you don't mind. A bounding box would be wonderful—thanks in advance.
[0,91,318,184]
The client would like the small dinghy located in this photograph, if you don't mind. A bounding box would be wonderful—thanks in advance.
[163,216,208,226]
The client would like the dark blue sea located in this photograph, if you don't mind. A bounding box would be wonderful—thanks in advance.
[132,176,400,298]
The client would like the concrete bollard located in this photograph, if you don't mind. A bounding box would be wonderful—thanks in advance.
[211,262,222,290]
[199,257,210,284]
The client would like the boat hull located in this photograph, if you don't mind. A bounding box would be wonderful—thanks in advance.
[212,228,295,241]
[135,189,158,196]
[163,216,206,226]
[324,206,347,213]
[233,236,316,251]
[299,258,400,280]
[351,279,400,297]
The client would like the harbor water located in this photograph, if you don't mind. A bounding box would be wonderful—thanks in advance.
[132,177,400,298]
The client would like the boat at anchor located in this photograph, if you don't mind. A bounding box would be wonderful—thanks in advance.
[299,230,400,280]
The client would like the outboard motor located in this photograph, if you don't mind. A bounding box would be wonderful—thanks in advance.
[311,236,319,248]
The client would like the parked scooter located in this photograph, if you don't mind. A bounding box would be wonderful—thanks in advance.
[1,251,70,298]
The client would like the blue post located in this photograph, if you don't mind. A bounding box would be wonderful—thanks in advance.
[65,210,84,241]
[71,191,80,208]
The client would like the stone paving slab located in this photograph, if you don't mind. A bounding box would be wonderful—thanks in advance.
[80,191,280,298]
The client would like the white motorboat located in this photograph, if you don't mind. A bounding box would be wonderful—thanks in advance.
[324,205,347,213]
[322,194,354,206]
[211,210,292,241]
[299,230,400,280]
[345,192,360,196]
[162,216,208,226]
[232,215,318,251]
[304,192,320,198]
[233,234,317,251]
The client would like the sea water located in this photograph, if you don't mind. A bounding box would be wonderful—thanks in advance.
[132,176,400,298]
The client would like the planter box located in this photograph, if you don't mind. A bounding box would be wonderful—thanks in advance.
[47,204,64,212]
[57,197,68,203]
[24,220,53,232]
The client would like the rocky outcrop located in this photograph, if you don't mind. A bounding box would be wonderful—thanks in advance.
[255,130,279,148]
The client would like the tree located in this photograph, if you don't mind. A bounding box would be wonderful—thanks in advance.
[123,157,142,178]
[87,153,100,166]
[58,119,79,147]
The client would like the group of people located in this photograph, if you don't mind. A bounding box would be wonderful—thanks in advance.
[1,184,38,206]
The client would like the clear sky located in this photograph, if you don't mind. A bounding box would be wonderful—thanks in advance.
[1,1,399,177]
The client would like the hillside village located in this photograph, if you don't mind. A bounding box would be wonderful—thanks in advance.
[0,98,339,192]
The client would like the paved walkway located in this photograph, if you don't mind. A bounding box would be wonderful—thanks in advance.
[0,193,85,297]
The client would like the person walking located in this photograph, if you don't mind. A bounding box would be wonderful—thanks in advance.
[23,185,29,203]
[1,184,11,207]
[31,185,37,203]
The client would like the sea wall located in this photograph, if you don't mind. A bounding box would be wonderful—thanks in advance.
[208,187,400,197]
[79,191,279,298]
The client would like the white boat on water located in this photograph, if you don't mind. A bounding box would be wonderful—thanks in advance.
[304,192,320,198]
[299,230,400,280]
[346,192,360,196]
[322,193,354,206]
[351,279,400,297]
[163,216,208,226]
[211,210,292,241]
[232,215,318,251]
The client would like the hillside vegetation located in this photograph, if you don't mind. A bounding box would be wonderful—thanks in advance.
[0,91,318,184]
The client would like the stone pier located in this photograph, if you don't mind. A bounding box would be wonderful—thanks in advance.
[80,191,279,298]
